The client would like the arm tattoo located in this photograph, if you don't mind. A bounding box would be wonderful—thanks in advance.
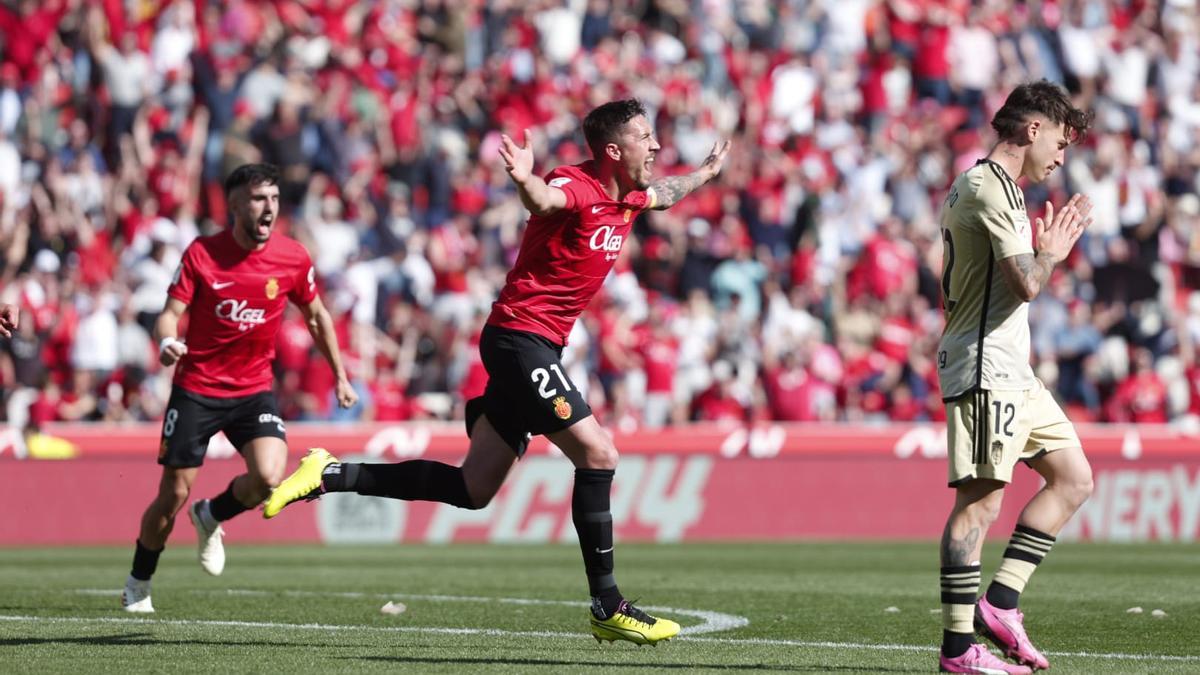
[940,525,981,566]
[1012,252,1057,298]
[648,171,707,210]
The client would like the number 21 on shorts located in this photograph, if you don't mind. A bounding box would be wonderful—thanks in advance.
[530,364,571,399]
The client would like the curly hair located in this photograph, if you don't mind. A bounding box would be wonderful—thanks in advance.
[991,80,1094,144]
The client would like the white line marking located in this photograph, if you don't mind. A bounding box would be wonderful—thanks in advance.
[3,614,1198,664]
[74,588,747,636]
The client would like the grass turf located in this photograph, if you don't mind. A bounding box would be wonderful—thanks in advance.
[0,542,1195,673]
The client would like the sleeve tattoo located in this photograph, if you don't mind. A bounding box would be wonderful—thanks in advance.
[1012,252,1057,297]
[648,172,707,210]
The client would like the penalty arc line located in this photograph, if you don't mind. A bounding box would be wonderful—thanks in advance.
[4,614,1199,664]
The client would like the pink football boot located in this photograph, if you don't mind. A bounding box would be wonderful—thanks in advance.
[939,643,1034,674]
[975,595,1051,670]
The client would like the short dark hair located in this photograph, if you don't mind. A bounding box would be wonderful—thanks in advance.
[223,163,280,197]
[582,99,648,158]
[991,80,1094,143]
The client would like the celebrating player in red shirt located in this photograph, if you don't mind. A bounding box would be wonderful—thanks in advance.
[121,164,358,613]
[265,100,729,645]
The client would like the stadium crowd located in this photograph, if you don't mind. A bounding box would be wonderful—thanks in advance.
[1,0,1199,431]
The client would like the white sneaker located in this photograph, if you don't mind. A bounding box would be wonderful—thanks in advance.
[122,576,154,613]
[189,500,225,576]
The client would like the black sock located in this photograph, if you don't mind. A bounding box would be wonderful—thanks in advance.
[324,461,474,508]
[986,582,1021,611]
[131,540,162,581]
[942,630,975,658]
[573,468,621,618]
[209,479,250,522]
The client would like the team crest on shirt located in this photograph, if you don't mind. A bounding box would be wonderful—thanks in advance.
[990,440,1004,465]
[552,396,572,420]
[623,208,632,223]
[265,277,279,300]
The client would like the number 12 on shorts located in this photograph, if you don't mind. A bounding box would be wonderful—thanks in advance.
[531,364,571,399]
[992,400,1015,437]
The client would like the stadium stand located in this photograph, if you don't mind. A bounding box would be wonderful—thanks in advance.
[0,0,1197,429]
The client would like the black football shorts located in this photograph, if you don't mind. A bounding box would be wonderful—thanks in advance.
[158,387,287,467]
[465,324,591,457]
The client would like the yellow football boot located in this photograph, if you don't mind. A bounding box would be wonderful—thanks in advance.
[590,600,680,646]
[263,448,338,519]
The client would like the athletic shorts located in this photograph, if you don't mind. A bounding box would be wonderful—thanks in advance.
[158,387,287,468]
[464,324,591,457]
[945,379,1080,486]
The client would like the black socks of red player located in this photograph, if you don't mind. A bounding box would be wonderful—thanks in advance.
[210,480,250,522]
[573,468,622,618]
[323,461,475,509]
[131,539,162,581]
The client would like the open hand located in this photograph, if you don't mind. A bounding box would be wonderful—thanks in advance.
[498,130,536,184]
[700,140,732,180]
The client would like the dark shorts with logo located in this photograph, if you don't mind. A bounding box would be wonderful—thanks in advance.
[158,387,287,467]
[465,324,591,458]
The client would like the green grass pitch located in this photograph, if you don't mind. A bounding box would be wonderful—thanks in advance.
[0,542,1195,673]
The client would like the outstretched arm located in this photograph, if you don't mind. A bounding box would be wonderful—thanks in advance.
[499,130,567,216]
[648,140,731,210]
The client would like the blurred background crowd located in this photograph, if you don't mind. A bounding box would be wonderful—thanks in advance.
[1,0,1199,431]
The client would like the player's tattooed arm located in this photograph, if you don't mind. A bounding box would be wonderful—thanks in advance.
[998,252,1058,303]
[648,140,731,210]
[997,193,1092,302]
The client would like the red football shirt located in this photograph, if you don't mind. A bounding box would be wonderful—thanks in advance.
[487,161,652,344]
[168,229,317,397]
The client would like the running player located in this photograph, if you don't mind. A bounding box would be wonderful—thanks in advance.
[121,163,358,613]
[935,81,1094,673]
[264,99,729,645]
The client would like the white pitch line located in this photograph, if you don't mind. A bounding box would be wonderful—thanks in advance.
[680,636,1200,664]
[73,588,748,636]
[4,614,1198,664]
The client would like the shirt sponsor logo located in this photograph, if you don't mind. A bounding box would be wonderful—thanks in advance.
[588,225,624,261]
[548,177,572,188]
[215,298,267,331]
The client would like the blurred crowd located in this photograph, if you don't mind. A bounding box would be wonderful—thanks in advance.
[1,0,1199,432]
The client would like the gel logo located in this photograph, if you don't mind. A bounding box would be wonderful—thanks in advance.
[216,299,267,331]
[589,225,624,261]
[258,413,286,433]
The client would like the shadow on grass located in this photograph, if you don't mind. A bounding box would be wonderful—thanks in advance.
[353,655,925,672]
[0,633,314,649]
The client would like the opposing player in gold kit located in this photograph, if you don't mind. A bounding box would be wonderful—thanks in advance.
[935,81,1095,674]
